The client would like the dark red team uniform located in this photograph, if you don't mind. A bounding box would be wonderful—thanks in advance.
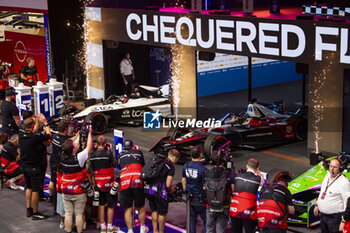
[89,150,115,192]
[230,170,261,233]
[0,142,21,178]
[60,154,86,195]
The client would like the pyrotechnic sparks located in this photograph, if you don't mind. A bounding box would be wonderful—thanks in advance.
[311,55,332,153]
[170,43,184,121]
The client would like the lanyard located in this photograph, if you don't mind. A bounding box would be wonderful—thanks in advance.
[324,173,341,193]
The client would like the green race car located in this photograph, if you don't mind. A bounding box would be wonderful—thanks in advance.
[267,153,350,228]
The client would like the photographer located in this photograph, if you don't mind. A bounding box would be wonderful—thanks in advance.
[118,139,148,233]
[1,89,21,137]
[59,126,92,233]
[19,114,51,220]
[20,57,38,87]
[182,147,207,233]
[205,152,235,233]
[0,134,23,189]
[0,60,10,100]
[86,136,119,233]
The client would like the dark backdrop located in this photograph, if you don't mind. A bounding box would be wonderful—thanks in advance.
[103,41,151,97]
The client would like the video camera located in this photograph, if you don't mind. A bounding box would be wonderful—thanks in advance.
[210,145,235,172]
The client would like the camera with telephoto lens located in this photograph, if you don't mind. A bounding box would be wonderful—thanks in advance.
[80,180,94,198]
[79,122,90,151]
[2,62,12,67]
[92,187,100,206]
[168,182,184,203]
[110,181,119,196]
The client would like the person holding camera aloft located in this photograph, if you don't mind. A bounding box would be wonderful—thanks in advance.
[19,113,51,220]
[86,136,119,233]
[59,126,93,233]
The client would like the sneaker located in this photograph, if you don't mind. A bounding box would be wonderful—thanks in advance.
[26,208,33,217]
[6,178,19,190]
[32,212,49,220]
[140,225,149,233]
[59,221,64,229]
[83,222,86,230]
[107,226,120,233]
[96,223,101,230]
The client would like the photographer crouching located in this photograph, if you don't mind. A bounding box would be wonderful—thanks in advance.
[86,136,119,233]
[58,125,93,233]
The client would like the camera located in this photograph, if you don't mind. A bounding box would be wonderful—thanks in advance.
[2,62,12,67]
[110,180,119,196]
[168,182,184,203]
[80,180,94,198]
[92,187,100,206]
[79,122,90,151]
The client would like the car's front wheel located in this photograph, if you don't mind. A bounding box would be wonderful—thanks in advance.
[86,112,108,135]
[203,134,230,162]
[267,169,293,184]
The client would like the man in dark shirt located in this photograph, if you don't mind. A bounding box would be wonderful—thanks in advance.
[20,115,52,220]
[1,89,20,136]
[49,121,69,207]
[147,149,180,233]
[257,178,295,233]
[0,134,23,189]
[182,147,207,233]
[118,139,147,233]
[205,153,235,233]
[20,57,39,86]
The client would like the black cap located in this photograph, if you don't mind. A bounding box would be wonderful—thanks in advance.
[5,89,17,97]
[124,139,134,150]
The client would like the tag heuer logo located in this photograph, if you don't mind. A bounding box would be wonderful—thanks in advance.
[143,110,161,129]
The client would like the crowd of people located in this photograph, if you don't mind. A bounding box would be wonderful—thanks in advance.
[1,87,350,233]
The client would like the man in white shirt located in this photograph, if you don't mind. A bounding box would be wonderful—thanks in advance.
[120,53,135,96]
[314,158,350,233]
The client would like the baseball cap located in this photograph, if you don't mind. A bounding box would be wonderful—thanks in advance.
[124,139,134,150]
[5,89,17,97]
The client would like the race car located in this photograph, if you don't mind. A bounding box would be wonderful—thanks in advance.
[149,101,307,162]
[48,84,171,134]
[267,153,350,228]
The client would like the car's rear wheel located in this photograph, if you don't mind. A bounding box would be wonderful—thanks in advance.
[203,134,230,162]
[295,118,307,141]
[267,169,293,184]
[166,127,190,140]
[86,112,108,135]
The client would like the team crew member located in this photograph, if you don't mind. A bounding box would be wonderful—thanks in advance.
[314,158,350,233]
[230,158,263,233]
[182,147,207,233]
[19,115,52,220]
[257,178,295,233]
[87,136,118,233]
[148,149,180,233]
[20,57,39,86]
[49,122,70,208]
[120,53,135,96]
[0,60,10,100]
[340,197,350,232]
[59,126,93,233]
[1,89,20,136]
[0,134,23,189]
[205,153,235,233]
[118,139,148,233]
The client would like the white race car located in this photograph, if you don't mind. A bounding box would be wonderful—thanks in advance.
[49,85,171,134]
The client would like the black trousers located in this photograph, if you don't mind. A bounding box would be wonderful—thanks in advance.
[320,212,342,233]
[230,216,257,233]
[260,227,286,233]
[123,75,133,95]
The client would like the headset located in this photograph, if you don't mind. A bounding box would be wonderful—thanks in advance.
[322,157,345,172]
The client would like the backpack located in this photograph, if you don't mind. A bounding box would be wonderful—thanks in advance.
[259,184,286,216]
[141,157,167,184]
[204,168,229,211]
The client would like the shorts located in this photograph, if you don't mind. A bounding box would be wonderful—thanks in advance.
[6,167,23,179]
[62,193,87,215]
[147,195,169,216]
[120,188,145,209]
[99,191,117,208]
[56,192,65,217]
[23,167,42,192]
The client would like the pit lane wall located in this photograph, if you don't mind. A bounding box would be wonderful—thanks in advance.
[85,7,350,154]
